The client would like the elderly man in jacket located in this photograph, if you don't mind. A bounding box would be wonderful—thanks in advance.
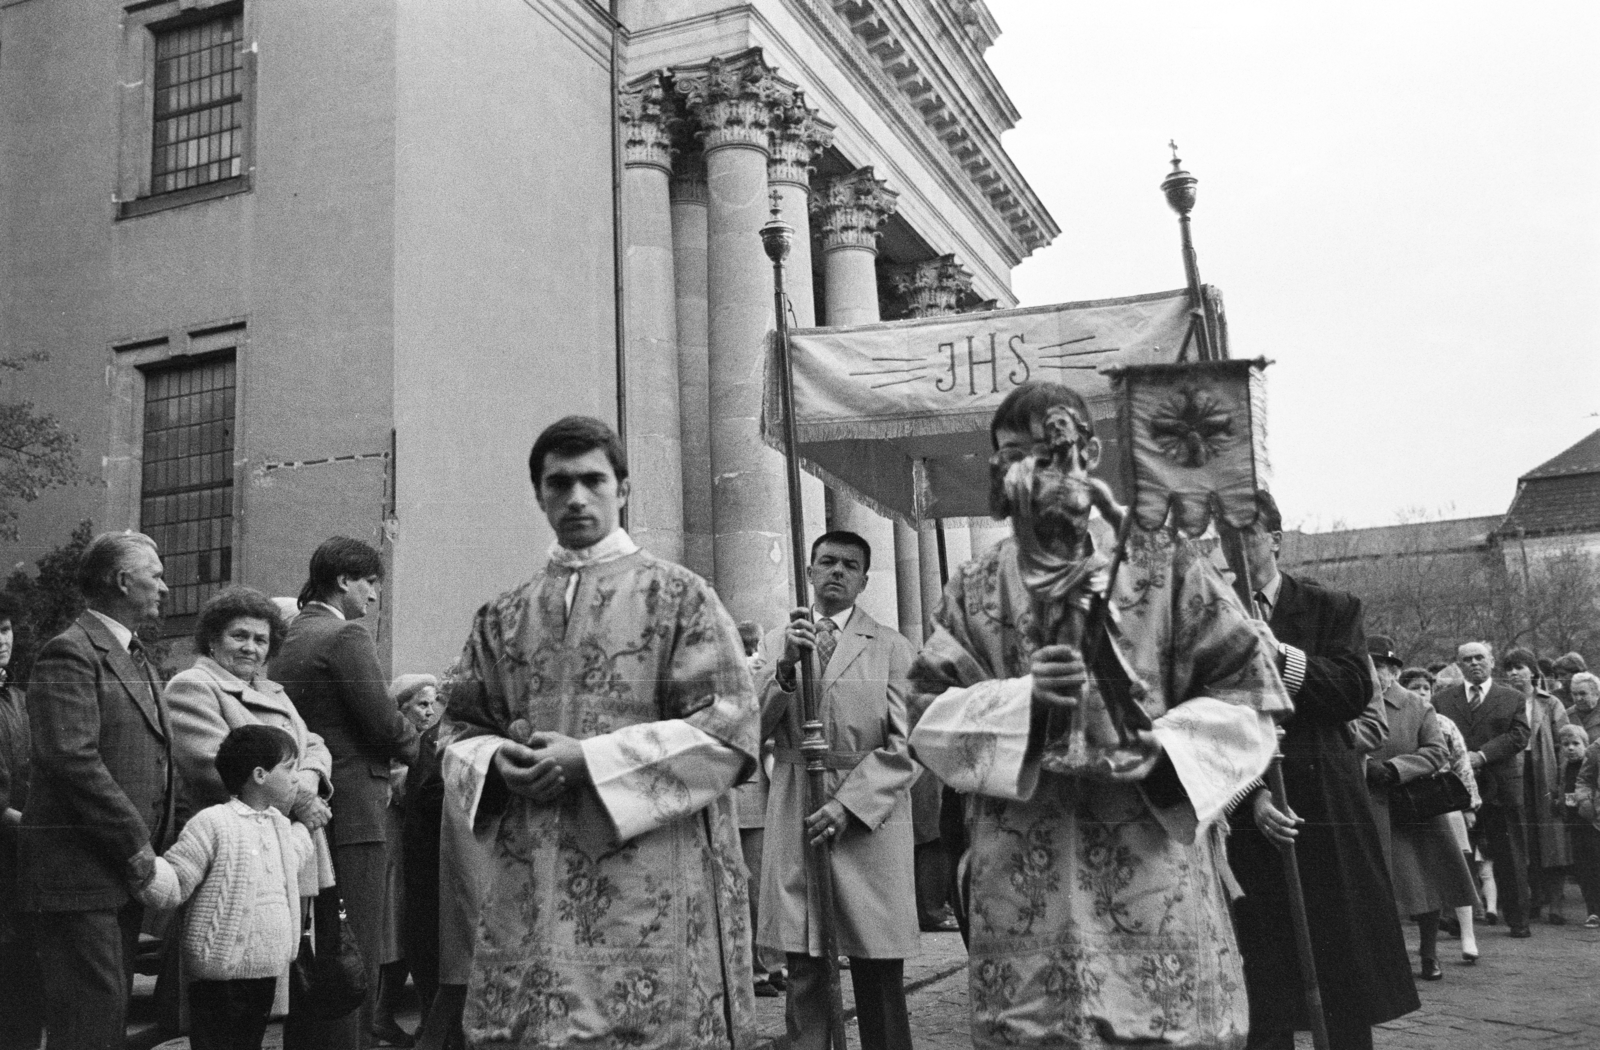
[1433,641,1533,936]
[20,531,175,1050]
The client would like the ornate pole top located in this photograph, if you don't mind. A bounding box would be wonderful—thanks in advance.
[1161,140,1198,217]
[760,188,794,266]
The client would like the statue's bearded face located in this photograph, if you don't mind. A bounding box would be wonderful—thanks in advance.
[989,406,1100,523]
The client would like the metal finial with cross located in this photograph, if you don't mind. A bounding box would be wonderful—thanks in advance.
[1168,139,1180,164]
[769,187,782,219]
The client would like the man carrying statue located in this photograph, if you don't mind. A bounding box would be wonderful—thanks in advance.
[909,380,1292,1049]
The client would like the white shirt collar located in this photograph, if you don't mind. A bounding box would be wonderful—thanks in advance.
[305,600,345,620]
[548,528,638,570]
[227,797,284,821]
[87,609,134,651]
[813,605,854,631]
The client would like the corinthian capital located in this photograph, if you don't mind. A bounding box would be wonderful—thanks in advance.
[619,72,677,172]
[767,91,834,188]
[885,255,974,318]
[811,168,898,252]
[675,48,794,154]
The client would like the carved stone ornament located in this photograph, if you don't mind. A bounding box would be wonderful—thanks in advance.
[810,168,899,252]
[767,90,835,187]
[675,48,795,153]
[885,254,972,317]
[619,73,677,172]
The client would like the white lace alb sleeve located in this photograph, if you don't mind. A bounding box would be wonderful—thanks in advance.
[907,676,1041,802]
[581,722,746,842]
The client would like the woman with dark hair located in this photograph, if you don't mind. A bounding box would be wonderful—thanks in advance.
[163,585,337,1023]
[1504,647,1572,922]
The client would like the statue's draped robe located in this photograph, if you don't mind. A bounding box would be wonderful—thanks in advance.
[443,546,760,1050]
[910,530,1291,1049]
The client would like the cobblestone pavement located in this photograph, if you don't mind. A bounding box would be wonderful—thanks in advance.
[756,884,1600,1049]
[131,889,1598,1050]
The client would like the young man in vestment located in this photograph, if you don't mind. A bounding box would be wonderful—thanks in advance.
[757,530,919,1050]
[440,416,760,1050]
[908,381,1291,1050]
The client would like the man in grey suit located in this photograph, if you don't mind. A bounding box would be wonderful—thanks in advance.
[1433,640,1532,936]
[270,537,419,1049]
[20,531,174,1050]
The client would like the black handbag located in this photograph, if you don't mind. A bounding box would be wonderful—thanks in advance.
[289,897,368,1021]
[1390,769,1472,825]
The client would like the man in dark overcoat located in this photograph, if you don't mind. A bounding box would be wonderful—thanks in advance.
[270,536,419,1049]
[1228,491,1418,1050]
[19,531,175,1050]
[1433,641,1531,935]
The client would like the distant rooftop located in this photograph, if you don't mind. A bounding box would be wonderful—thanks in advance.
[1521,428,1600,481]
[1282,515,1504,567]
[1499,428,1600,538]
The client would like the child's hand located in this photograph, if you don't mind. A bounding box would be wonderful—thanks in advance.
[136,858,181,911]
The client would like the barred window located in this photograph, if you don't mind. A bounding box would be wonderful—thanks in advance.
[141,356,236,622]
[151,9,245,196]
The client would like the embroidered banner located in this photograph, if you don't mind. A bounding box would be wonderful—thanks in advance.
[767,288,1219,523]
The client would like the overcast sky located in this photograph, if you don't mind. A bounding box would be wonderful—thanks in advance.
[985,1,1599,531]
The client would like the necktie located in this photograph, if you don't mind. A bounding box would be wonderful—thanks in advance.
[1254,591,1271,619]
[816,617,839,676]
[1469,685,1482,708]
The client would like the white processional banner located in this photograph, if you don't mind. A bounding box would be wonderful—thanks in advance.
[768,288,1211,523]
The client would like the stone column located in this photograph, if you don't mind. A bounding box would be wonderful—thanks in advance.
[677,51,795,629]
[768,93,833,553]
[670,144,713,581]
[619,73,683,564]
[885,255,978,632]
[812,168,904,633]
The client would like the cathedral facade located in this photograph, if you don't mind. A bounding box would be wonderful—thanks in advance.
[0,0,1055,672]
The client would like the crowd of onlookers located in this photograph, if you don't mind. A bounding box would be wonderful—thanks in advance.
[1369,644,1600,975]
[0,522,1596,1050]
[0,533,456,1050]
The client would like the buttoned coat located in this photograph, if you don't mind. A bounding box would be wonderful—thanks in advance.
[268,606,418,848]
[19,612,175,911]
[1523,689,1571,867]
[1366,683,1479,914]
[1433,680,1529,808]
[165,655,337,893]
[1229,572,1418,1034]
[756,606,920,959]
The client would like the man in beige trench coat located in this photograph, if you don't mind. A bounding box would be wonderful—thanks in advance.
[757,530,919,1050]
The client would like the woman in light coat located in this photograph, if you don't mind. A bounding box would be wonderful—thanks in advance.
[1401,666,1482,959]
[1366,645,1478,981]
[165,586,338,1019]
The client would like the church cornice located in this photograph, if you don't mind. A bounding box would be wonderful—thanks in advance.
[803,0,1058,262]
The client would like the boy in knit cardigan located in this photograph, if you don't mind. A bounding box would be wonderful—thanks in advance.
[140,724,314,1050]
